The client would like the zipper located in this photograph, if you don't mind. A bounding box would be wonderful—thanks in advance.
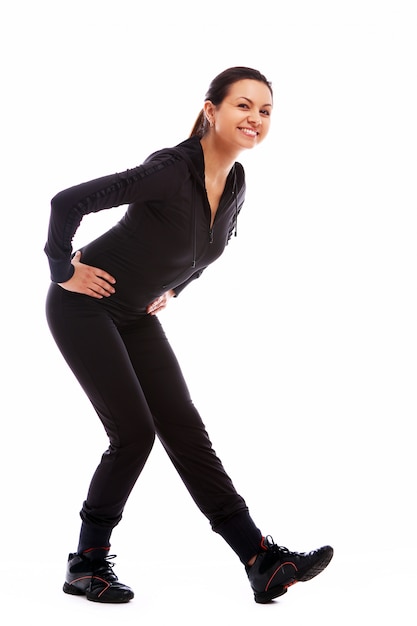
[206,163,237,245]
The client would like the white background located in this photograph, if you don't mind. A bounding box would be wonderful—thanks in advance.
[1,1,416,623]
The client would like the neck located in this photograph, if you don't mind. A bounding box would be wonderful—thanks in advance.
[200,134,240,182]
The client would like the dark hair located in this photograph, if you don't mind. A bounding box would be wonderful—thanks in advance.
[190,67,273,138]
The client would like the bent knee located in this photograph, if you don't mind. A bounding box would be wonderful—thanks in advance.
[110,423,156,453]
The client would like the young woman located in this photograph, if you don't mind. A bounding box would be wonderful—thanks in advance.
[45,67,333,605]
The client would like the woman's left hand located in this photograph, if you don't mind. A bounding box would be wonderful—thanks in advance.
[146,290,175,315]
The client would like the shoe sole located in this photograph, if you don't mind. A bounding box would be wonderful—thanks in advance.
[254,547,334,604]
[63,582,87,596]
[63,581,133,603]
[297,547,334,583]
[85,592,133,603]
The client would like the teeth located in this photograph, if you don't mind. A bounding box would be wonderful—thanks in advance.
[240,128,257,137]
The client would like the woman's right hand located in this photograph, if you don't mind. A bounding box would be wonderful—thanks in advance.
[58,251,116,299]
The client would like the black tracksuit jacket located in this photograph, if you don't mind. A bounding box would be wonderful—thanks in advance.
[45,136,246,318]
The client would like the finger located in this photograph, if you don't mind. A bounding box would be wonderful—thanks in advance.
[73,255,116,286]
[86,290,105,299]
[91,279,115,296]
[147,299,161,314]
[149,302,165,315]
[98,278,116,293]
[71,250,82,265]
[94,269,116,286]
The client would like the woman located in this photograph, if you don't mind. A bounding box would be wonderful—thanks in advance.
[45,67,333,605]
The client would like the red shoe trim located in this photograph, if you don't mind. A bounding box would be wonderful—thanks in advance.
[92,576,111,598]
[265,562,298,592]
[82,546,110,554]
[69,575,92,585]
[260,537,268,551]
[284,580,298,590]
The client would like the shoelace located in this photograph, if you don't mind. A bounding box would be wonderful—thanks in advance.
[262,535,283,552]
[93,554,118,573]
[262,536,305,558]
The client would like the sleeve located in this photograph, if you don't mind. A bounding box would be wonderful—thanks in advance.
[172,267,207,297]
[44,158,175,283]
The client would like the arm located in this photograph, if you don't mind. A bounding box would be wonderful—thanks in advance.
[145,267,207,315]
[44,160,174,284]
[46,169,147,283]
[170,267,207,297]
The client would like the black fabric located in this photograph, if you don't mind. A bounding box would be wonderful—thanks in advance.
[46,284,261,561]
[77,525,112,556]
[44,136,245,307]
[213,510,263,564]
[45,136,262,564]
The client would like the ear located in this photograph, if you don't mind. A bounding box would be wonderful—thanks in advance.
[203,100,216,126]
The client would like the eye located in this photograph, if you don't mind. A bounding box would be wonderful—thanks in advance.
[237,103,249,109]
[260,109,271,116]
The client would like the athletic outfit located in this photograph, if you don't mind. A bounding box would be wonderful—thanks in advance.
[45,136,263,563]
[46,135,334,603]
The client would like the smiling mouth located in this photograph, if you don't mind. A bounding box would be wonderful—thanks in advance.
[238,127,259,137]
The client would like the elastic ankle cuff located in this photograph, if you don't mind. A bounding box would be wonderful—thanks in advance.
[81,546,111,561]
[78,523,112,554]
[213,509,263,564]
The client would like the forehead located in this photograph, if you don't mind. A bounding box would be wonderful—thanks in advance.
[226,79,273,105]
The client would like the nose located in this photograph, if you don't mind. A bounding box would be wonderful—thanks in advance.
[248,111,262,125]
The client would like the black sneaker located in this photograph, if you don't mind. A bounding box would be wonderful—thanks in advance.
[246,536,334,604]
[63,553,134,603]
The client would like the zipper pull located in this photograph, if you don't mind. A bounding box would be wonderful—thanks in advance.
[209,229,214,244]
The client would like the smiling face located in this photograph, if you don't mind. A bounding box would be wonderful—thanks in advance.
[204,79,273,152]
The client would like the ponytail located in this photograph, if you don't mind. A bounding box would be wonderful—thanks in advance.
[189,109,208,138]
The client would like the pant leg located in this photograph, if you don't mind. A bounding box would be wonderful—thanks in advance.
[117,313,245,524]
[45,283,156,536]
[120,314,262,561]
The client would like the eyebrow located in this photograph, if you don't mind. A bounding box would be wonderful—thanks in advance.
[236,96,273,108]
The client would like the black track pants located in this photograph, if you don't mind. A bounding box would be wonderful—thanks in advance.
[46,284,262,562]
